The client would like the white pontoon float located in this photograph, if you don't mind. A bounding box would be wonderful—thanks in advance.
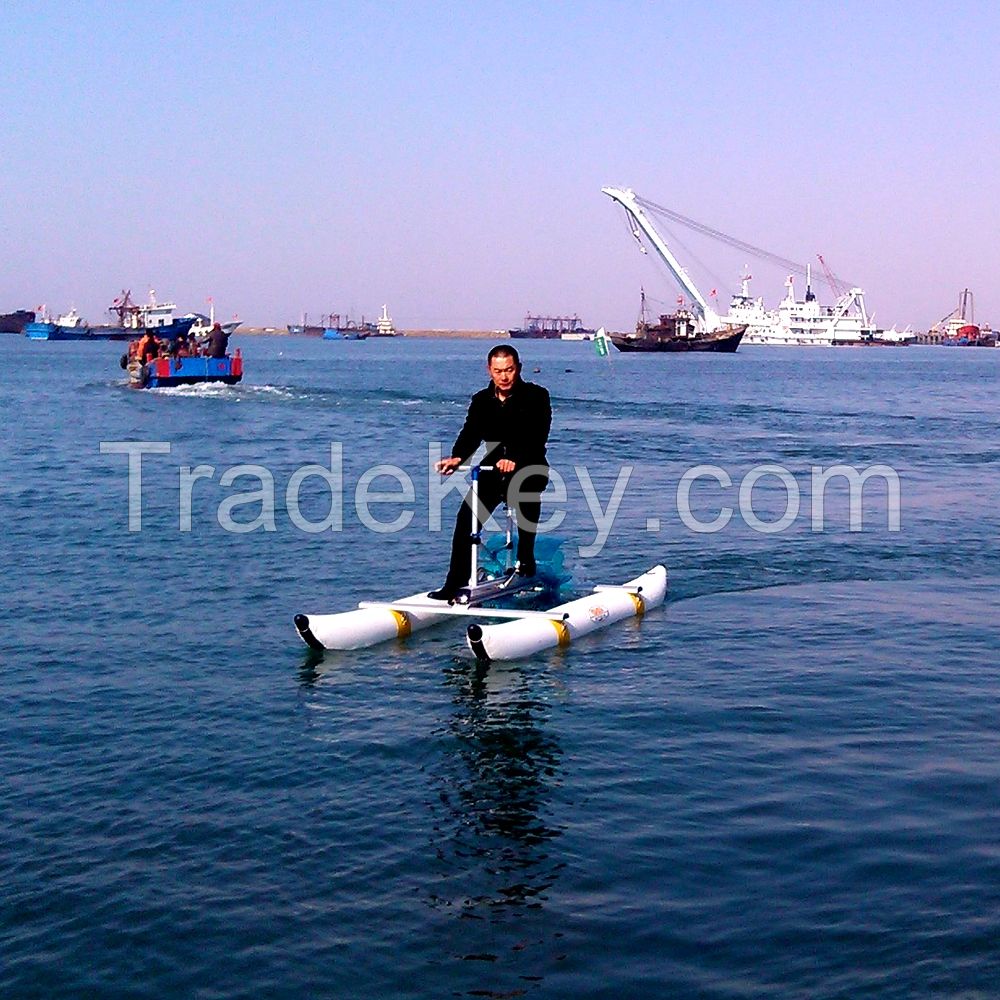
[293,466,667,661]
[465,564,666,662]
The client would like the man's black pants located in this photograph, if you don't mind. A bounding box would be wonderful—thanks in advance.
[442,474,543,590]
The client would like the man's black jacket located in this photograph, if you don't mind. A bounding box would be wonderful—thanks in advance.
[450,379,551,493]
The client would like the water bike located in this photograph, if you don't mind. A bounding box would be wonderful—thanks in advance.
[293,464,667,662]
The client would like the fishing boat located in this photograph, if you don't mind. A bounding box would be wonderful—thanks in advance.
[25,320,118,341]
[92,289,196,340]
[321,313,371,340]
[124,350,243,389]
[603,187,746,352]
[322,326,369,340]
[23,306,102,340]
[611,322,744,353]
[610,291,745,352]
[25,290,196,341]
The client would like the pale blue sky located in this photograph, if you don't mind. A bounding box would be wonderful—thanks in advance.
[2,1,997,330]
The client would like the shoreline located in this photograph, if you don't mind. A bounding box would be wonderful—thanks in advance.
[234,327,505,338]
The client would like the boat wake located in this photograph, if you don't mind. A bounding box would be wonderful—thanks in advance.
[153,382,240,397]
[152,382,297,399]
[112,377,476,410]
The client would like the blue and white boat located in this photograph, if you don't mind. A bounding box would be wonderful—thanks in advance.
[125,351,244,389]
[25,291,196,342]
[321,327,369,340]
[320,312,371,340]
[186,301,241,340]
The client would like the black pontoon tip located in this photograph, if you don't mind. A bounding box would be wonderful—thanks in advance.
[466,623,490,663]
[294,614,325,652]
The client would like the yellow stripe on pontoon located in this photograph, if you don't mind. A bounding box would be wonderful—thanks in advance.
[390,609,411,638]
[551,618,571,647]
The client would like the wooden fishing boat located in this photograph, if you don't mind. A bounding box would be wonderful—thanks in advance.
[611,308,745,353]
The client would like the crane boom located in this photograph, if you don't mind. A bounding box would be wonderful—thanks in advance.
[602,187,722,330]
[816,254,847,298]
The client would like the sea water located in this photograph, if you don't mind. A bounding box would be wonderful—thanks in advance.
[2,334,998,998]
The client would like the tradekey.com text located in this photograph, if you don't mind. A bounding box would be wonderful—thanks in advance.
[100,441,901,557]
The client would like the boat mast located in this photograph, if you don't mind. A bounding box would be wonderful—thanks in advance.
[602,186,722,330]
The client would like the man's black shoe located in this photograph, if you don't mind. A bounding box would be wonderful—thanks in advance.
[517,562,537,577]
[428,586,460,601]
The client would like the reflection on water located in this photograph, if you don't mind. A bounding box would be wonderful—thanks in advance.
[432,661,564,913]
[297,647,326,682]
[426,660,566,994]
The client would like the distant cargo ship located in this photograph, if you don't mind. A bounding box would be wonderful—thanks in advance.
[287,313,324,336]
[915,289,996,346]
[0,309,35,334]
[509,314,595,339]
[288,310,382,338]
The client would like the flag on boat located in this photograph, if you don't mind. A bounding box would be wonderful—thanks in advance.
[594,326,610,357]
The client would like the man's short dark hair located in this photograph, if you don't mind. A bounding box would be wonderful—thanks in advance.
[488,344,520,368]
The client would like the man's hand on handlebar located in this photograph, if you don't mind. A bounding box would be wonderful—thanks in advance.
[434,457,517,475]
[435,456,462,475]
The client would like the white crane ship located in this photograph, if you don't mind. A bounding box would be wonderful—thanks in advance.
[725,268,908,346]
[605,188,907,347]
